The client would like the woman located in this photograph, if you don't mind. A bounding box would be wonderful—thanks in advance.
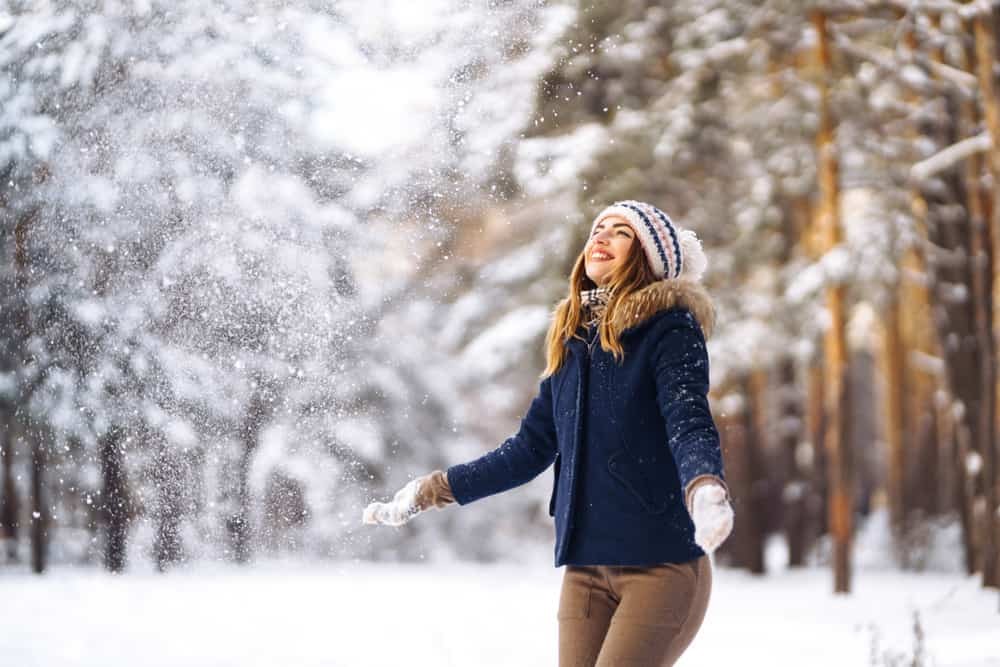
[363,200,734,666]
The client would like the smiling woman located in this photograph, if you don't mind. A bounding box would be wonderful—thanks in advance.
[363,199,732,667]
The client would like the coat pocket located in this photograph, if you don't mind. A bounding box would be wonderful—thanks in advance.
[607,448,670,515]
[548,452,561,517]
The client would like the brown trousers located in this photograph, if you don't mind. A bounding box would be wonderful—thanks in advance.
[557,555,712,667]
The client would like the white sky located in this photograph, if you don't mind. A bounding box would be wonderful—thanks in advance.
[307,0,467,157]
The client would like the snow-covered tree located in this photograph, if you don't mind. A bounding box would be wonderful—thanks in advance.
[1,0,570,569]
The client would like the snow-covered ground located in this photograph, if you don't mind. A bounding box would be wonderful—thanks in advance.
[3,559,997,667]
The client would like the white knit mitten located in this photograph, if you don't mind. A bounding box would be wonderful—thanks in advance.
[362,478,422,527]
[690,483,734,553]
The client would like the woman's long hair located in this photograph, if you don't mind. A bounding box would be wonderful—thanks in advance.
[541,236,658,378]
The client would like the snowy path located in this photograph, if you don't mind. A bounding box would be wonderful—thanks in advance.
[2,560,997,666]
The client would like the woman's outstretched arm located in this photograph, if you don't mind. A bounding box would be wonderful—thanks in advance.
[445,374,559,505]
[363,375,558,526]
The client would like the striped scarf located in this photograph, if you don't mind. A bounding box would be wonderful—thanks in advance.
[580,286,612,327]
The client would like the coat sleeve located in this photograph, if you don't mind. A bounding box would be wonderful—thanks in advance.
[651,312,727,497]
[446,375,558,505]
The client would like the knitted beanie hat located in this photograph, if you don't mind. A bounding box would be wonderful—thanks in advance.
[590,200,707,282]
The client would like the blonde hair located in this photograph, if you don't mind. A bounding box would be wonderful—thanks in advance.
[541,238,658,378]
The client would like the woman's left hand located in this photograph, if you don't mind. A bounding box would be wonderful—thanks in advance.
[690,483,734,553]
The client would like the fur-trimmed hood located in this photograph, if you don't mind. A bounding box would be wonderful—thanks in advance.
[559,278,715,340]
[610,278,715,339]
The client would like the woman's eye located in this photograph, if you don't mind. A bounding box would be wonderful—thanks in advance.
[618,231,631,237]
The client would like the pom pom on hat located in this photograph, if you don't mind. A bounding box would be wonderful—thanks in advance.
[676,227,707,282]
[590,200,707,282]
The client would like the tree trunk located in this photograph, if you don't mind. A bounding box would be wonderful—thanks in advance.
[228,378,273,564]
[813,8,853,594]
[972,3,1000,590]
[8,202,34,567]
[779,197,812,568]
[29,433,47,574]
[0,404,19,563]
[934,384,956,526]
[153,446,185,572]
[778,359,807,567]
[850,350,878,519]
[725,376,766,574]
[230,429,259,564]
[807,360,828,553]
[100,426,129,573]
[913,398,940,515]
[881,293,907,558]
[915,37,986,578]
[746,371,768,574]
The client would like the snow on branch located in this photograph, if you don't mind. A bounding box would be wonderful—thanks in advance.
[818,0,996,19]
[832,32,977,98]
[672,38,751,71]
[909,132,992,182]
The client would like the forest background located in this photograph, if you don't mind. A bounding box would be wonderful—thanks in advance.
[2,0,1000,625]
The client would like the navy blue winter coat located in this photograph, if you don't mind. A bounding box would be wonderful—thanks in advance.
[446,279,727,567]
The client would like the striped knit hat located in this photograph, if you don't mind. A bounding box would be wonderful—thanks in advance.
[590,200,707,282]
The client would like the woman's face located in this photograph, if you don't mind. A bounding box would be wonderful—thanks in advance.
[584,215,636,286]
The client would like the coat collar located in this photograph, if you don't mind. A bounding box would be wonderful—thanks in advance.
[606,278,715,339]
[561,278,715,357]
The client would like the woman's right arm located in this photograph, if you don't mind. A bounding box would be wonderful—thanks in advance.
[362,375,558,526]
[445,374,559,505]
